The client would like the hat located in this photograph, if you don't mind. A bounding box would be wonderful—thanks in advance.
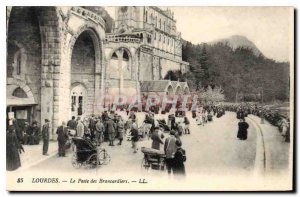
[170,130,176,135]
[45,119,50,123]
[175,140,182,147]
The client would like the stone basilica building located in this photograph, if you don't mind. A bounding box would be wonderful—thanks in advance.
[6,6,189,138]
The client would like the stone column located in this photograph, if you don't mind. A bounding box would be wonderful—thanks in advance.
[116,48,124,96]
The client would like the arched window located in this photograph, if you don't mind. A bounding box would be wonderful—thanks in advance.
[159,19,161,29]
[150,13,153,24]
[163,21,166,31]
[12,87,27,98]
[156,16,158,27]
[112,52,118,59]
[123,51,129,61]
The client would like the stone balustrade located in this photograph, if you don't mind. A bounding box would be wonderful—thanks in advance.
[70,7,106,29]
[105,35,142,43]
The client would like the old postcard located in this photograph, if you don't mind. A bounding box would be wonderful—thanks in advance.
[6,6,294,191]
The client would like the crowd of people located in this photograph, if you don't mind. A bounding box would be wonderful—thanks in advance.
[6,101,290,173]
[223,103,290,142]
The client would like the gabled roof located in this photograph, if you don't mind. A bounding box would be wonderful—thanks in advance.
[140,80,172,92]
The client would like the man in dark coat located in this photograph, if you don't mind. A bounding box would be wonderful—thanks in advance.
[89,115,96,140]
[67,116,77,130]
[95,118,105,146]
[151,126,164,150]
[236,108,245,120]
[106,117,116,146]
[7,126,24,171]
[56,121,68,157]
[170,114,176,130]
[31,121,41,145]
[116,116,125,145]
[24,122,35,145]
[237,118,249,140]
[42,119,50,155]
[131,120,139,153]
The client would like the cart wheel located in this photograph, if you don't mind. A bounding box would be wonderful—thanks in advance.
[72,155,82,169]
[86,154,97,169]
[141,157,150,170]
[99,150,111,165]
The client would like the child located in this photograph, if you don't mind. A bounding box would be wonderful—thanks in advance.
[173,140,186,176]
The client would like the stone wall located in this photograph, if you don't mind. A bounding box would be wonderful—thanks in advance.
[139,51,153,81]
[7,7,42,123]
[160,58,181,79]
[152,56,161,80]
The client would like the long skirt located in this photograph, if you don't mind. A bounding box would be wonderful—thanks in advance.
[237,129,248,140]
[7,148,21,171]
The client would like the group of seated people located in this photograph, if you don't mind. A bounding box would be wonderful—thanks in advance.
[11,119,41,145]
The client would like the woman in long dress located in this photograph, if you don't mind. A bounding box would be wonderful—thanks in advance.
[7,125,24,171]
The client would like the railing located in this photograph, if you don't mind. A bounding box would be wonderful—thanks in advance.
[105,35,142,43]
[70,7,106,29]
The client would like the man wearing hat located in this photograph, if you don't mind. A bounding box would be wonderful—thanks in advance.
[76,117,84,137]
[56,121,68,157]
[164,130,177,174]
[116,116,125,145]
[42,119,50,156]
[106,116,116,146]
[95,118,105,146]
[151,125,164,150]
[32,121,41,145]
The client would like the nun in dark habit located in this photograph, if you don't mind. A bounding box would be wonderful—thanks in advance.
[7,125,24,171]
[237,118,249,140]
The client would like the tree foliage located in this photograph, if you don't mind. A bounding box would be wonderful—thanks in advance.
[181,40,290,102]
[199,85,225,103]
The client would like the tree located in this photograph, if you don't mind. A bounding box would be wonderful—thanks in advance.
[198,85,225,104]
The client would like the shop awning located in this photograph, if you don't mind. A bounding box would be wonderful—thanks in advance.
[6,96,37,107]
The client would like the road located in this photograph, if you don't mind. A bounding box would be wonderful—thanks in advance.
[22,112,257,178]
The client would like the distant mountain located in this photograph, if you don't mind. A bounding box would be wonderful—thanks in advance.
[209,35,263,57]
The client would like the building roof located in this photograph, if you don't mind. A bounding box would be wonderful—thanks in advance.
[171,81,179,88]
[140,80,172,92]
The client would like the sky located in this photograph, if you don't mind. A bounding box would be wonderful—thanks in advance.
[104,7,293,62]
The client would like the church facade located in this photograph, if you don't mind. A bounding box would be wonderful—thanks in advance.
[6,6,189,139]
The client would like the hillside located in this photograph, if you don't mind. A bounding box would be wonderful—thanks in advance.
[209,35,263,57]
[179,39,290,102]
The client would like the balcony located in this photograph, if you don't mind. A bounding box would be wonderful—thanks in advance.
[70,7,106,29]
[105,34,142,44]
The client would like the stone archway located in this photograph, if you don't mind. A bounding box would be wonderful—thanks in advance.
[70,83,88,117]
[108,47,132,95]
[7,6,63,138]
[175,86,182,95]
[183,87,189,94]
[66,25,104,118]
[166,85,173,95]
